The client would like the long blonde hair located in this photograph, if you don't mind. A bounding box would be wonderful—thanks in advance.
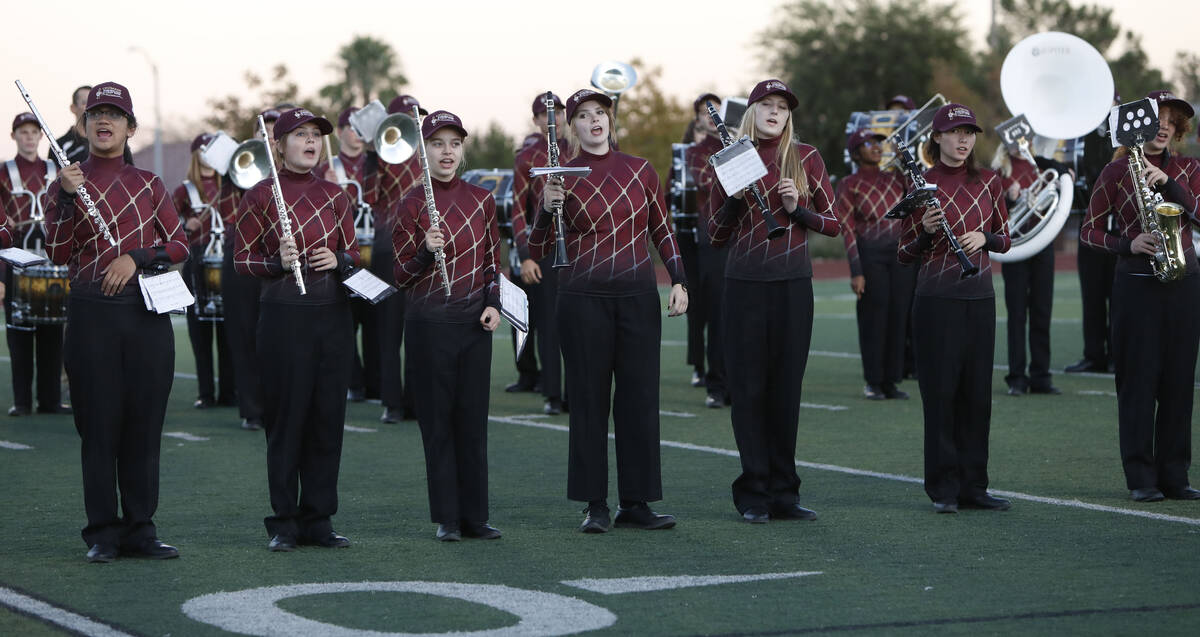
[186,149,221,203]
[742,103,808,198]
[565,102,616,161]
[990,144,1013,178]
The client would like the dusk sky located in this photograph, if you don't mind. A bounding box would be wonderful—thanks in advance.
[1,0,1194,157]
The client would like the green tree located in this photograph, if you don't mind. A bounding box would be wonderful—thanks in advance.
[318,36,408,113]
[614,58,693,182]
[466,122,518,171]
[204,64,301,140]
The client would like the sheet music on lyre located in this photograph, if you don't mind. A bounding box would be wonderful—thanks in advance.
[711,137,768,197]
[0,247,47,267]
[138,271,195,314]
[343,268,397,304]
[498,273,530,357]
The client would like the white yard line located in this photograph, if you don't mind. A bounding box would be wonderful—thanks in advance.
[0,440,33,450]
[0,587,136,637]
[163,432,209,442]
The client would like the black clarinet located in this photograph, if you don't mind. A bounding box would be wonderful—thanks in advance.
[706,103,785,240]
[886,142,978,278]
[546,92,570,268]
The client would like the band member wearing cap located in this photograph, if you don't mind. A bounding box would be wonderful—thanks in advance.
[898,102,1011,514]
[2,113,69,416]
[234,107,359,551]
[708,79,839,524]
[834,128,912,401]
[217,108,278,431]
[511,92,567,413]
[687,92,731,408]
[174,133,234,410]
[370,94,424,423]
[885,95,916,112]
[1081,90,1200,502]
[53,86,92,167]
[393,111,503,541]
[44,82,189,562]
[991,143,1068,397]
[534,89,688,533]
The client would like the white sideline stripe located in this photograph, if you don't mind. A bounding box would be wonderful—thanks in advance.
[163,432,208,442]
[659,410,696,418]
[800,402,848,411]
[0,586,135,637]
[1079,390,1117,397]
[561,571,823,594]
[0,440,33,450]
[489,415,1200,528]
[344,425,377,433]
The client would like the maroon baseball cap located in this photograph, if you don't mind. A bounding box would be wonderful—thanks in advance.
[693,92,720,115]
[846,128,886,152]
[260,108,281,123]
[565,89,613,121]
[532,93,565,116]
[421,110,468,139]
[1147,90,1195,120]
[273,108,333,140]
[11,112,37,132]
[388,95,421,115]
[886,95,916,110]
[748,79,798,110]
[190,133,214,153]
[931,103,982,133]
[86,82,135,118]
[338,107,358,128]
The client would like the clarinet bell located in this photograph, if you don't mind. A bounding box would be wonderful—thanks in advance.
[763,213,787,240]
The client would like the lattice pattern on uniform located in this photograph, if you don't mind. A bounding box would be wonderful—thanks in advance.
[1,157,52,231]
[316,152,367,204]
[709,142,839,281]
[898,165,1009,297]
[372,156,421,233]
[172,177,220,247]
[527,151,685,294]
[512,133,554,261]
[832,166,907,276]
[687,136,723,243]
[1081,153,1200,272]
[44,160,188,283]
[233,170,358,303]
[392,179,500,322]
[214,181,244,251]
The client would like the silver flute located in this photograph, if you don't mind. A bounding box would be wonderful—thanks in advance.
[258,115,306,295]
[14,80,117,247]
[412,106,452,298]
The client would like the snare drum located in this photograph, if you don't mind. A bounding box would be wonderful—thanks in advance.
[196,254,224,322]
[8,264,70,330]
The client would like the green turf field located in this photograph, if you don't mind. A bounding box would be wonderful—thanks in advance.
[1,271,1198,636]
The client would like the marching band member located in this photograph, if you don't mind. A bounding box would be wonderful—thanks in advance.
[708,79,839,524]
[674,100,705,391]
[174,133,234,409]
[532,89,688,533]
[898,103,1011,514]
[687,92,731,408]
[511,93,568,413]
[234,107,359,551]
[2,113,68,416]
[1081,90,1200,502]
[394,110,503,541]
[991,143,1066,396]
[44,82,189,562]
[833,128,913,400]
[53,86,92,166]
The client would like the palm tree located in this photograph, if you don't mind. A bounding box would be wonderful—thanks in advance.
[319,36,408,112]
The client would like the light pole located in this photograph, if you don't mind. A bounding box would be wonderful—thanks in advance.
[129,46,163,177]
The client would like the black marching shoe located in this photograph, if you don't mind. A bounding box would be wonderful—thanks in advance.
[932,501,958,514]
[1029,385,1062,395]
[8,405,30,417]
[124,539,179,559]
[1161,486,1200,500]
[37,404,73,414]
[1064,359,1105,374]
[86,543,118,563]
[705,393,726,408]
[436,524,462,542]
[504,378,538,393]
[691,371,705,387]
[579,502,611,534]
[347,388,366,402]
[380,407,400,424]
[614,502,676,530]
[268,535,297,552]
[462,523,502,540]
[863,385,885,400]
[241,419,263,431]
[882,384,909,400]
[959,493,1011,511]
[193,397,215,409]
[1006,383,1027,396]
[302,532,350,548]
[1130,488,1165,502]
[742,509,770,524]
[771,503,818,521]
[544,398,563,415]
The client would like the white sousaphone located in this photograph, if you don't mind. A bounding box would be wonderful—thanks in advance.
[990,31,1114,263]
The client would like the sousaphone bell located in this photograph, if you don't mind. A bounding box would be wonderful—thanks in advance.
[200,131,271,190]
[349,100,420,165]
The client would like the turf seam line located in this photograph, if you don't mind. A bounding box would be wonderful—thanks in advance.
[0,584,143,637]
[488,415,1200,527]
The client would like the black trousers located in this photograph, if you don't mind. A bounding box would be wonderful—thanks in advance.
[724,278,813,514]
[534,256,564,401]
[559,291,662,503]
[405,320,492,525]
[257,301,352,539]
[184,247,234,403]
[697,243,729,397]
[348,297,380,398]
[1077,241,1117,365]
[64,296,174,547]
[855,240,916,387]
[1001,244,1055,389]
[511,268,540,386]
[913,295,996,503]
[1111,273,1200,490]
[222,249,263,422]
[679,231,705,373]
[372,240,411,412]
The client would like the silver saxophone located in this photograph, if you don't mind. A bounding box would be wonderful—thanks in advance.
[259,114,306,295]
[412,106,452,298]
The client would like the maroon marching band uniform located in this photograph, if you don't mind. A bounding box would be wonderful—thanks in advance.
[1080,148,1200,494]
[529,146,686,514]
[685,134,728,402]
[708,135,840,517]
[234,164,359,543]
[897,159,1010,507]
[44,152,189,550]
[217,179,266,428]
